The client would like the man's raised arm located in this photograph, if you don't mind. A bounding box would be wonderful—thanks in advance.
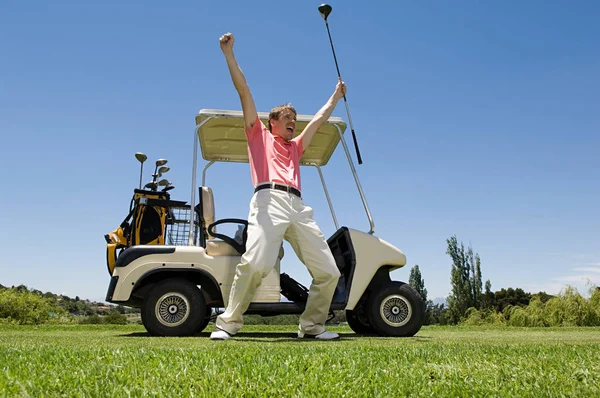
[219,33,258,130]
[298,78,346,152]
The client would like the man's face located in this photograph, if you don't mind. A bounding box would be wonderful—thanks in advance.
[270,110,297,141]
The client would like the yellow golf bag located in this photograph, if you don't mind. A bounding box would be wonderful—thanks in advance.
[105,189,187,275]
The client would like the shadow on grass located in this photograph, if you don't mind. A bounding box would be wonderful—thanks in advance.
[118,331,432,342]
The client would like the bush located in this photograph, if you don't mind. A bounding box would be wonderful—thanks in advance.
[462,307,506,326]
[78,315,103,324]
[104,313,128,325]
[0,289,65,325]
[506,298,548,327]
[47,315,78,325]
[460,285,600,327]
[541,286,598,326]
[77,313,129,325]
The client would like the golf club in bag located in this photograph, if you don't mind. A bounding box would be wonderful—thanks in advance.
[104,154,186,274]
[318,3,363,165]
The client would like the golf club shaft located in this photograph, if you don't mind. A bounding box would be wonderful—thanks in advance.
[324,20,363,165]
[139,164,144,189]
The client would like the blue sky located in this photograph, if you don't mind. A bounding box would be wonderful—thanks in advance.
[1,0,598,303]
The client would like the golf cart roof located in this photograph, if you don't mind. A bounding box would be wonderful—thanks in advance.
[195,109,347,166]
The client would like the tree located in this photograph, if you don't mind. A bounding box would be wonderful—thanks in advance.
[473,251,482,308]
[409,265,440,324]
[481,279,494,309]
[531,291,554,303]
[408,265,428,303]
[446,235,487,323]
[446,236,470,323]
[425,302,449,325]
[494,287,531,312]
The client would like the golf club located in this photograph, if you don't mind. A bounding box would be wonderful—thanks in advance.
[318,3,363,165]
[145,181,158,191]
[157,179,174,192]
[157,166,170,179]
[135,152,147,189]
[152,159,168,183]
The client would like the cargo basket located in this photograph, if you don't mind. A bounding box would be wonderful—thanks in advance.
[165,205,198,246]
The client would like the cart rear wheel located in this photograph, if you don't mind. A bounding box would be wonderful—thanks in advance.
[141,278,206,336]
[366,281,424,337]
[196,309,211,333]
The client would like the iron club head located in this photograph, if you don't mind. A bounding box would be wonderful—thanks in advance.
[318,4,332,20]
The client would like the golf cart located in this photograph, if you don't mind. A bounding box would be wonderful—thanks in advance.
[104,109,425,337]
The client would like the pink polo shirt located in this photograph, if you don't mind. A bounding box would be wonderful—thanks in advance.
[245,115,304,191]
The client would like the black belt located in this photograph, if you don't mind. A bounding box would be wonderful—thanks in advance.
[255,183,301,198]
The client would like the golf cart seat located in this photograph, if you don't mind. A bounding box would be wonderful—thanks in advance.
[195,187,284,259]
[195,186,246,256]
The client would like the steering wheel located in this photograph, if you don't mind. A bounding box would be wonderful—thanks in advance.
[207,218,248,255]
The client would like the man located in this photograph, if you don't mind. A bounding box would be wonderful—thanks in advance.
[210,32,345,341]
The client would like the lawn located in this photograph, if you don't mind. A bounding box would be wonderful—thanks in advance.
[1,324,599,397]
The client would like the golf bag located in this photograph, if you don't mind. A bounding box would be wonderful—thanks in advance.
[105,189,185,274]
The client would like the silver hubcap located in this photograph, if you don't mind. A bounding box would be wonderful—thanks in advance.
[155,293,190,327]
[380,294,411,327]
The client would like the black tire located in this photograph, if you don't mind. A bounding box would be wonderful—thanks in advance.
[366,281,425,337]
[346,298,376,335]
[141,278,207,336]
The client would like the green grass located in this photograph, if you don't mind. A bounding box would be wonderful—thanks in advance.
[1,324,600,397]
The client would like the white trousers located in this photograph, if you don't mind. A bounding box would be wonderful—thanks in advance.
[215,188,341,335]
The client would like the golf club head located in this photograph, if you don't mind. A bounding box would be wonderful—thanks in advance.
[155,159,168,167]
[162,186,175,192]
[135,152,147,163]
[157,179,170,187]
[318,4,332,20]
[145,182,157,191]
[158,166,170,174]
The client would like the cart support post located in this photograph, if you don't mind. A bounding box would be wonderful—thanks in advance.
[315,165,339,230]
[334,124,374,234]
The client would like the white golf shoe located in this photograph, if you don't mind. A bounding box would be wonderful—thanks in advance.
[297,330,340,340]
[210,329,233,340]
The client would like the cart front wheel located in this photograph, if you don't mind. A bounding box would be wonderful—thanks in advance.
[141,278,206,336]
[366,281,424,337]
